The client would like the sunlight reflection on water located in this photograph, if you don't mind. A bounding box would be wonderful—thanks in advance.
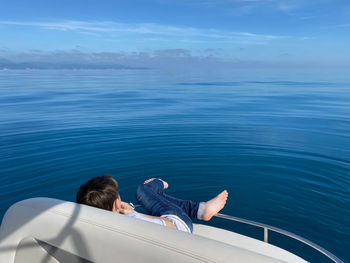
[0,68,349,262]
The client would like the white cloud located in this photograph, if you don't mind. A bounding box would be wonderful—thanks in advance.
[0,20,287,45]
[177,0,304,12]
[0,48,323,69]
[321,23,350,29]
[328,23,350,28]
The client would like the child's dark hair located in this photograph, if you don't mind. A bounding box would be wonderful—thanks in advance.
[76,175,119,211]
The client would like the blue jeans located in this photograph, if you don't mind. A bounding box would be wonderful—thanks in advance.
[136,179,200,232]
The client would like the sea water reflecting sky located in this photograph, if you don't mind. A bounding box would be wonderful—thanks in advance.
[0,68,349,262]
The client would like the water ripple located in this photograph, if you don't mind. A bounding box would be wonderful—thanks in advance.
[1,70,349,261]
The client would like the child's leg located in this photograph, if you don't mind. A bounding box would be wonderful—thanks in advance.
[162,193,229,221]
[136,181,194,232]
[162,193,202,219]
[140,179,202,219]
[138,178,228,222]
[141,178,165,195]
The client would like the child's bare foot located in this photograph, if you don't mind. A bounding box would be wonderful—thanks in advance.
[144,178,168,189]
[202,190,228,221]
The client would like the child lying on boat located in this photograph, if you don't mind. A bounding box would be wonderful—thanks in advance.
[76,175,228,233]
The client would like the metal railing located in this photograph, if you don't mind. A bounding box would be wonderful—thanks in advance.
[214,213,343,263]
[131,203,343,262]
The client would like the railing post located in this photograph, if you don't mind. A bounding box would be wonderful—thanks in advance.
[214,213,343,262]
[264,227,268,243]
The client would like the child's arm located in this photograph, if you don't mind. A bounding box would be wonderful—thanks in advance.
[138,213,177,229]
[118,202,176,229]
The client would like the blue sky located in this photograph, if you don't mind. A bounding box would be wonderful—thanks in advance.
[0,0,349,67]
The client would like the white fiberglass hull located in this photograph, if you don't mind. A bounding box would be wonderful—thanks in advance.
[0,198,306,263]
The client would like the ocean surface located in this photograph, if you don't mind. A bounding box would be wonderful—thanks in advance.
[0,68,349,262]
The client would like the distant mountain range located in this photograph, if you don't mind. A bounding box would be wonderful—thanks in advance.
[0,58,148,70]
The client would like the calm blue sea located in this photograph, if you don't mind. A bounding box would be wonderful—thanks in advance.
[0,68,349,262]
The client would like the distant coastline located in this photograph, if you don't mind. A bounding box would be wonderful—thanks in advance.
[0,58,149,70]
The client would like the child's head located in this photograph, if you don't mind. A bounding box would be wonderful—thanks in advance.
[76,175,119,211]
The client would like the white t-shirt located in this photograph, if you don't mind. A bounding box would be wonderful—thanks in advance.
[126,211,191,233]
